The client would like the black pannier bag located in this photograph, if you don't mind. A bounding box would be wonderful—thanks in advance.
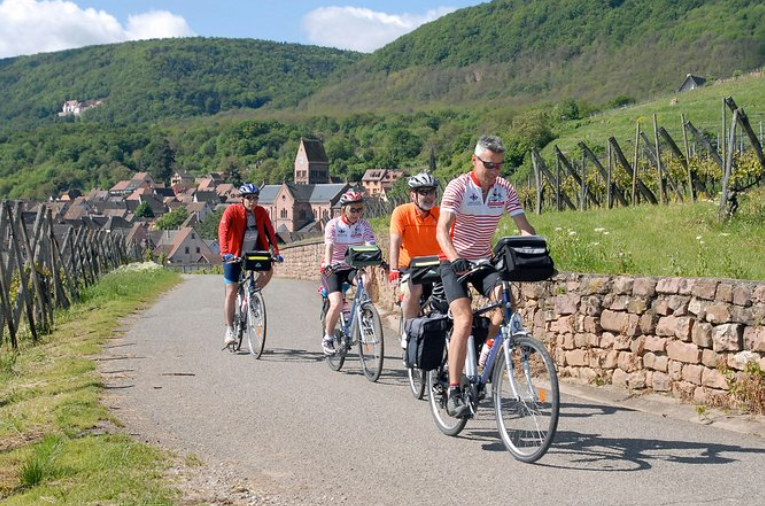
[408,255,442,285]
[405,314,451,371]
[492,235,555,282]
[345,245,383,268]
[242,250,272,272]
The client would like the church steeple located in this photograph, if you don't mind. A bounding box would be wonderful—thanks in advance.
[294,138,329,184]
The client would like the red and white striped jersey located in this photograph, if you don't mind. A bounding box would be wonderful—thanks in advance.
[324,216,376,265]
[440,172,524,260]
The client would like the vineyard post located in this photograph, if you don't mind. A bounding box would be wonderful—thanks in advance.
[531,149,543,215]
[632,121,640,205]
[681,113,695,201]
[719,109,738,222]
[721,98,727,161]
[607,142,613,209]
[555,155,562,211]
[580,152,587,211]
[653,113,667,204]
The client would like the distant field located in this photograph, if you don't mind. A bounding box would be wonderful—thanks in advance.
[372,187,765,281]
[547,71,765,156]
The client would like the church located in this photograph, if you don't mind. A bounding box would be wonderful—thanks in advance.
[258,138,350,237]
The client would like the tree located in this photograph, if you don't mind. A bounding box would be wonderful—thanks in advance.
[143,138,175,184]
[154,207,188,230]
[197,207,224,240]
[134,201,154,218]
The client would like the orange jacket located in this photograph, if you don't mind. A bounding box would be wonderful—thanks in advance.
[218,204,279,258]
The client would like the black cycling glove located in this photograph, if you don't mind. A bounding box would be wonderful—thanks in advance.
[450,257,470,274]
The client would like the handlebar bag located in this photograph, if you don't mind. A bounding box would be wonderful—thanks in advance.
[405,314,451,371]
[408,255,442,285]
[243,250,272,271]
[493,236,555,282]
[345,245,383,267]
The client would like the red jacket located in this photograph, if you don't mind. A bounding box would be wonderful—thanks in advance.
[218,204,279,258]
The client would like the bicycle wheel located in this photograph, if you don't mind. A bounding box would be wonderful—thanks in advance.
[246,290,267,358]
[399,307,426,398]
[427,345,468,436]
[322,299,346,371]
[233,288,246,352]
[492,335,559,463]
[357,303,384,382]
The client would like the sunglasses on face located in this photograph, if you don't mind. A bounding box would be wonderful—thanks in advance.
[348,207,364,214]
[242,195,259,201]
[476,155,503,170]
[416,188,437,196]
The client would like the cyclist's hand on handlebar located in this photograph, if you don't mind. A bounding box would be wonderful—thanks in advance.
[450,257,470,274]
[223,253,235,263]
[274,254,284,263]
[388,269,401,283]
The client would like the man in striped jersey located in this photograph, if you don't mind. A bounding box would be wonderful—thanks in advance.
[436,134,536,418]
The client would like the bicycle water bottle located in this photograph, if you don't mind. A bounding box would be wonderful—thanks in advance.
[478,338,495,368]
[465,335,478,381]
[342,300,351,322]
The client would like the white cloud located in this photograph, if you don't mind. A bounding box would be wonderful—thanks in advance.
[0,0,194,59]
[301,6,456,53]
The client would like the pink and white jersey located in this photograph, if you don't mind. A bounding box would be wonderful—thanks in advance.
[441,172,524,260]
[324,216,376,265]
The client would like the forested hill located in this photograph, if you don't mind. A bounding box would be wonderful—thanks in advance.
[0,37,362,130]
[303,0,765,113]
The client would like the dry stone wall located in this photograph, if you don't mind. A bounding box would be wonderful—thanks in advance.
[276,239,765,408]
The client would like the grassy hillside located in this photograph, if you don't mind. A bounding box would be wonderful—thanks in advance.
[0,37,362,130]
[303,0,765,113]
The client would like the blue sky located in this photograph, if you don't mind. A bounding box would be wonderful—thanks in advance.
[0,0,485,59]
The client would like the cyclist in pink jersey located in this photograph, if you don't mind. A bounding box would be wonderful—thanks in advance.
[320,190,376,355]
[436,134,536,418]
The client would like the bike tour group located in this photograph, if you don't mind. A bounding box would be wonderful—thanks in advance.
[217,135,560,462]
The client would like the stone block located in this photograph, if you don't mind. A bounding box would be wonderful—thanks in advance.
[612,369,629,387]
[579,368,599,383]
[630,335,645,354]
[627,298,649,315]
[728,351,760,371]
[628,371,647,389]
[613,276,634,295]
[626,314,641,338]
[753,285,765,303]
[600,332,615,349]
[557,315,576,334]
[674,317,695,342]
[583,316,601,334]
[573,333,588,349]
[701,349,724,368]
[563,333,575,350]
[678,278,694,295]
[614,334,632,351]
[733,285,753,307]
[603,350,619,369]
[716,283,734,303]
[601,310,628,333]
[688,298,706,319]
[732,307,754,326]
[566,349,589,367]
[582,276,611,295]
[653,355,669,373]
[581,296,603,316]
[669,360,683,380]
[668,295,690,316]
[617,352,640,373]
[702,368,728,390]
[554,348,566,367]
[653,298,671,316]
[643,351,658,369]
[633,278,657,298]
[667,341,701,364]
[672,380,696,400]
[682,364,704,385]
[744,326,765,352]
[656,316,678,337]
[555,294,580,315]
[656,277,682,294]
[712,324,743,352]
[692,280,719,301]
[608,295,631,311]
[640,313,659,334]
[692,322,714,349]
[644,336,667,353]
[652,371,672,391]
[706,303,732,324]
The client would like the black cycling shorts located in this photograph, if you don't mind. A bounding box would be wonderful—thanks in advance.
[439,260,501,304]
[322,268,357,295]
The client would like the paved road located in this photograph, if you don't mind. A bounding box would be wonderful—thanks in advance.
[106,276,765,506]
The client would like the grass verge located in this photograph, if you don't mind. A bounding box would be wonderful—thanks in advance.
[0,263,182,505]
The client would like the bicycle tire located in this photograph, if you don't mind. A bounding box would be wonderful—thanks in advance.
[233,287,246,352]
[321,299,346,371]
[246,290,267,358]
[427,346,468,436]
[492,335,559,463]
[357,303,384,382]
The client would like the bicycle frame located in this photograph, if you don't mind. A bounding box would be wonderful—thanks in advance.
[337,267,371,343]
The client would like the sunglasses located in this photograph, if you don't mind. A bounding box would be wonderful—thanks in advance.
[348,207,364,214]
[476,155,503,170]
[416,188,437,196]
[242,195,259,201]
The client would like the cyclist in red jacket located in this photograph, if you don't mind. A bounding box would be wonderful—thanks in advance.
[218,183,281,347]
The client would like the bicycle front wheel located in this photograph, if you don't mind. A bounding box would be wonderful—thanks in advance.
[427,347,468,436]
[246,290,267,358]
[492,336,559,463]
[322,299,346,371]
[233,288,246,352]
[357,303,384,382]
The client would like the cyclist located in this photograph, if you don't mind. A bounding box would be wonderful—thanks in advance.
[436,135,536,418]
[218,183,282,348]
[321,190,376,355]
[389,172,441,348]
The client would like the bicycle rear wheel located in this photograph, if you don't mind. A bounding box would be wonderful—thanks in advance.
[357,303,384,382]
[246,290,267,358]
[492,336,559,463]
[321,299,346,371]
[427,346,468,436]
